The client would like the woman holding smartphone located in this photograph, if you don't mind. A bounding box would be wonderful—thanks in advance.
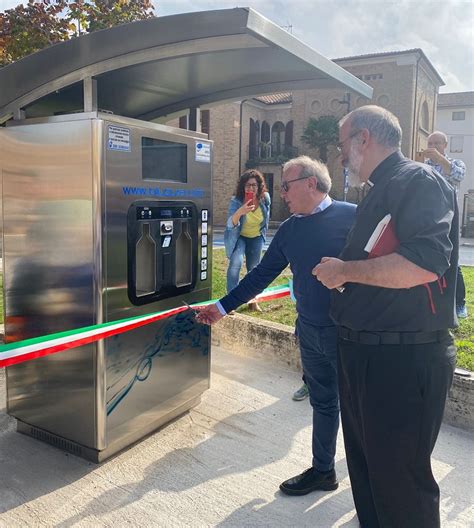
[224,169,271,309]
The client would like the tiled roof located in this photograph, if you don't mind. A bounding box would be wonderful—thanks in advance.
[438,92,474,107]
[253,93,293,105]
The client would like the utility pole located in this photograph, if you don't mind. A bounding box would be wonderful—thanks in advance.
[338,92,351,114]
[338,93,351,201]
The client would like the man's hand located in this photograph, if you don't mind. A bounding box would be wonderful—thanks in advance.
[422,148,445,164]
[312,257,346,289]
[194,303,224,326]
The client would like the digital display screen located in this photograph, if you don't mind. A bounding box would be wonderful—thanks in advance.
[142,137,187,182]
[160,209,173,217]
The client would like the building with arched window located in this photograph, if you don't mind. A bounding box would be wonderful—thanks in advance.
[169,49,445,224]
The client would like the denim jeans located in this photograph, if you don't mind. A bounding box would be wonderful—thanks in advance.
[226,235,264,293]
[296,320,339,472]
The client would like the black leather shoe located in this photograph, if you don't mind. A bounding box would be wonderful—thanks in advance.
[279,467,338,496]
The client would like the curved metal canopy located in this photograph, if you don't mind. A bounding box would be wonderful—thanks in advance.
[0,7,372,124]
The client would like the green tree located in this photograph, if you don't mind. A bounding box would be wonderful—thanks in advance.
[0,0,155,66]
[0,1,71,65]
[68,0,154,35]
[301,115,339,163]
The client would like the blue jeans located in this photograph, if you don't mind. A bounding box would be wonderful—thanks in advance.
[226,235,264,293]
[296,320,339,472]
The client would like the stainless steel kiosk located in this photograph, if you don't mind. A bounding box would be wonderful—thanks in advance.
[1,115,213,461]
[0,8,372,461]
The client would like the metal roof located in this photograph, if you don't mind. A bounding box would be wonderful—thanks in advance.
[0,8,372,124]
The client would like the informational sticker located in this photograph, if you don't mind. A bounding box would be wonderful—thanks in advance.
[201,259,207,271]
[108,125,131,152]
[201,271,207,281]
[201,247,207,259]
[201,234,208,247]
[162,235,171,248]
[201,222,208,234]
[195,141,211,163]
[201,209,208,221]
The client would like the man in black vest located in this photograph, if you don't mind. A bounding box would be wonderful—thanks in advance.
[314,105,457,528]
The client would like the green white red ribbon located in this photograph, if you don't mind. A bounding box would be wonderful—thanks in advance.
[0,283,290,368]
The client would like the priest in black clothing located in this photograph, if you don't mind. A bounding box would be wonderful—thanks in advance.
[314,105,457,528]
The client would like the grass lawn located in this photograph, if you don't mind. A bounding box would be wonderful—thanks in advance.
[213,248,474,371]
[0,254,472,371]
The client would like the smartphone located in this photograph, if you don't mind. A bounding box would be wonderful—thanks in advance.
[244,191,254,204]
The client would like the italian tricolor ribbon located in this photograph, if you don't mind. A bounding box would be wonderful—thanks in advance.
[0,283,290,368]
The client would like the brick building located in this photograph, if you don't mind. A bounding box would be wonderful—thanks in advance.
[168,48,444,224]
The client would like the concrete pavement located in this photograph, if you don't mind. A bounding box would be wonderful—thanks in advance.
[1,347,473,527]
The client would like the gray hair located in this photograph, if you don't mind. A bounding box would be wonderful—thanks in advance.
[282,155,332,193]
[340,105,402,148]
[428,131,448,143]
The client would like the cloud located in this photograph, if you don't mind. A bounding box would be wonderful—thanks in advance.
[2,0,473,92]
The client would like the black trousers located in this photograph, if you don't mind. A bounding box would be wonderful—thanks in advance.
[337,334,456,528]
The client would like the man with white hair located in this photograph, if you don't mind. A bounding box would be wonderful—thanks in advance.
[314,105,457,528]
[195,156,356,496]
[422,130,467,318]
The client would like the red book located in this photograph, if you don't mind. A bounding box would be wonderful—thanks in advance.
[364,214,399,258]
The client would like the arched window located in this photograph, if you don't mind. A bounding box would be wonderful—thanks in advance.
[255,121,260,156]
[285,121,294,149]
[249,118,257,158]
[271,121,285,156]
[421,101,429,131]
[261,121,270,158]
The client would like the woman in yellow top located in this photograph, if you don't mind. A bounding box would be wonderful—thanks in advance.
[224,170,271,308]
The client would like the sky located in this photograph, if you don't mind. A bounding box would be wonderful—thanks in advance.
[1,0,473,93]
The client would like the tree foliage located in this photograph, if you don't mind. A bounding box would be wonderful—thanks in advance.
[68,0,154,35]
[301,115,339,163]
[0,1,70,64]
[0,0,155,65]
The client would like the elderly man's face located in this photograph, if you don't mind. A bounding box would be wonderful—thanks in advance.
[280,165,314,214]
[339,121,364,187]
[427,133,447,155]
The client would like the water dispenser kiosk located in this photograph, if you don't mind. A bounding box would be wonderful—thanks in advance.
[0,8,371,461]
[1,115,213,461]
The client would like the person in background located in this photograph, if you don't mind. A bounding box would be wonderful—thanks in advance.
[196,156,356,496]
[314,106,457,528]
[292,380,309,401]
[422,131,467,318]
[224,169,271,311]
[289,277,310,401]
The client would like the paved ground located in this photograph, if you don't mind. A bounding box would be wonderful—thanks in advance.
[0,347,473,527]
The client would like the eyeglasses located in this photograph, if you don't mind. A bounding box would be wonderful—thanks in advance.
[336,130,361,152]
[280,176,309,193]
[244,183,258,188]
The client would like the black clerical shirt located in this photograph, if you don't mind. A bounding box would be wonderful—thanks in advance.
[330,151,458,332]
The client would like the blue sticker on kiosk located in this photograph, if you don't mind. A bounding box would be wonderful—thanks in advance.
[195,141,211,163]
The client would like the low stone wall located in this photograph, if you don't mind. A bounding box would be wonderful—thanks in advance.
[212,313,301,371]
[213,313,474,431]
